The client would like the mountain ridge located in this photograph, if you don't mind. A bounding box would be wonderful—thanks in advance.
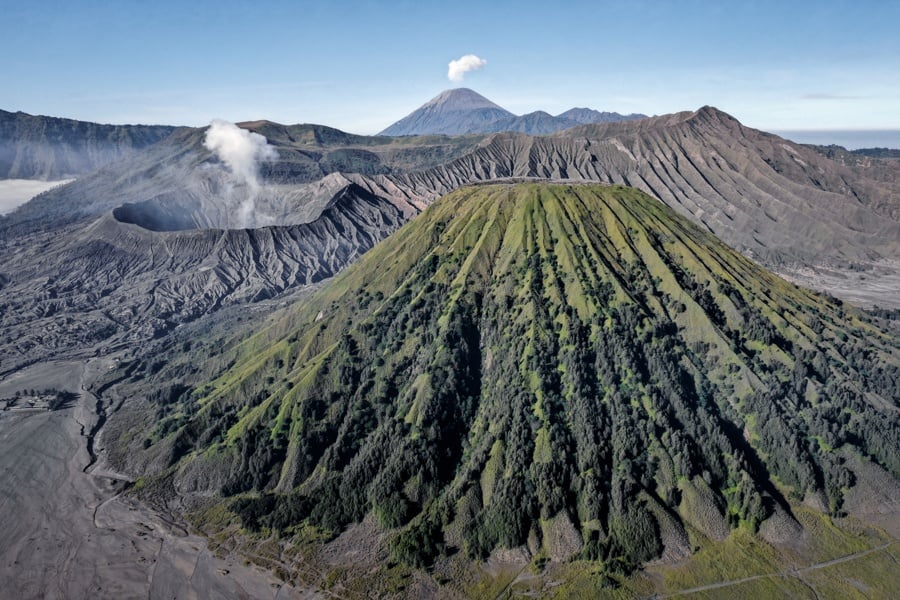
[379,88,647,136]
[558,106,646,124]
[0,108,179,179]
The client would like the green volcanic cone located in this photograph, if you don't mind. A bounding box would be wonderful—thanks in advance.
[140,183,898,571]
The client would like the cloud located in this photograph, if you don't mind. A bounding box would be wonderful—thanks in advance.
[448,54,487,83]
[203,120,278,228]
[0,179,74,216]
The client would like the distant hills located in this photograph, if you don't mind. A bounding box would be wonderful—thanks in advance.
[809,144,900,162]
[0,109,178,179]
[852,147,900,159]
[378,88,646,136]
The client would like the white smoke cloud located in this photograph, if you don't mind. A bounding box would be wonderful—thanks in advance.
[448,54,487,83]
[203,119,278,228]
[204,119,277,190]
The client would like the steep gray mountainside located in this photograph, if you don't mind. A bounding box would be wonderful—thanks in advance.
[0,184,405,375]
[378,88,647,136]
[0,123,478,233]
[0,109,179,179]
[394,107,900,292]
[1,105,899,372]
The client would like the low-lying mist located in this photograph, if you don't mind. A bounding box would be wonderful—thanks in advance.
[0,179,74,215]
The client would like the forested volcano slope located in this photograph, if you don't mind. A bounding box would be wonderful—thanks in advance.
[112,183,899,571]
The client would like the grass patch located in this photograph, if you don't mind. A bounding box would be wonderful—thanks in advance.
[653,528,782,591]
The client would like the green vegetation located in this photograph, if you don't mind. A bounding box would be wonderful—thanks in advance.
[119,183,899,575]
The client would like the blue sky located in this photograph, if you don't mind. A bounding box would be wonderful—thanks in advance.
[2,0,898,136]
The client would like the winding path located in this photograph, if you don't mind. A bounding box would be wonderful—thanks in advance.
[0,359,306,599]
[656,541,897,598]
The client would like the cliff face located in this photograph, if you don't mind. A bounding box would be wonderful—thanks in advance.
[0,109,178,180]
[396,107,900,270]
[0,183,405,373]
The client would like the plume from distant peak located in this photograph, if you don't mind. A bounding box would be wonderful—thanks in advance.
[203,119,278,227]
[447,54,487,82]
[379,88,647,136]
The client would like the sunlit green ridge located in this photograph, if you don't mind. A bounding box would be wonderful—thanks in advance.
[140,183,898,571]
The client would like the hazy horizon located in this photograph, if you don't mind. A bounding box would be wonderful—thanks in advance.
[773,129,900,150]
[0,179,73,215]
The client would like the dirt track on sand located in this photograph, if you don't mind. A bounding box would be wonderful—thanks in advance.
[0,360,310,599]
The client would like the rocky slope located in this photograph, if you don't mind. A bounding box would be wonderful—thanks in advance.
[379,88,646,136]
[0,184,406,374]
[104,183,899,578]
[0,123,478,233]
[395,107,900,300]
[2,106,898,373]
[0,109,178,179]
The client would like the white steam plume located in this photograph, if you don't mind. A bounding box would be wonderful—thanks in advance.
[204,119,277,190]
[448,54,487,82]
[203,119,278,227]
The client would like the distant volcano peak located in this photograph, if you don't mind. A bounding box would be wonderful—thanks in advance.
[421,88,507,112]
[379,89,646,136]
